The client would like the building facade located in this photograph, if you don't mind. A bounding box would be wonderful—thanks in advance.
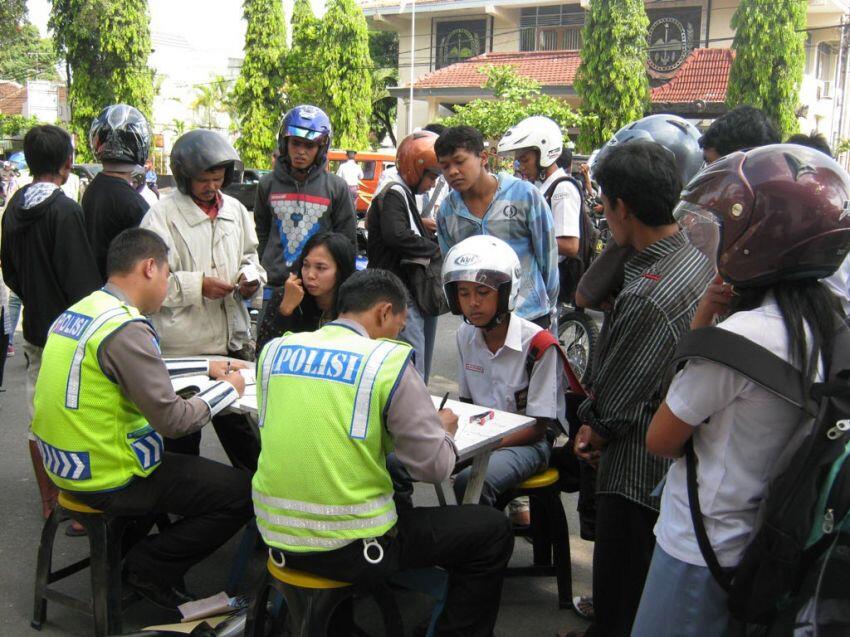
[362,0,850,151]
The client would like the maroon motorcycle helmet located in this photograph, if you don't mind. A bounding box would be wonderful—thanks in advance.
[674,144,850,288]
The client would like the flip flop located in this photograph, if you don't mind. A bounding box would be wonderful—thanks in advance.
[572,595,595,620]
[65,521,87,537]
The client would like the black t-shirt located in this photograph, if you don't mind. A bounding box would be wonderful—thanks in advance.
[81,173,149,281]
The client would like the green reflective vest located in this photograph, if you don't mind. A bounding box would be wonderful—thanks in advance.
[32,289,163,493]
[252,322,412,553]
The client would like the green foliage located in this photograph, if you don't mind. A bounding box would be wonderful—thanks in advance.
[0,113,41,138]
[316,0,373,150]
[285,0,322,108]
[192,76,235,131]
[443,65,584,143]
[50,0,154,161]
[369,31,398,148]
[727,0,806,137]
[232,0,287,168]
[0,23,59,83]
[575,0,649,152]
[0,1,27,41]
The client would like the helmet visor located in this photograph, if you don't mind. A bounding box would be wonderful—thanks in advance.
[443,268,511,291]
[284,125,326,141]
[674,201,722,268]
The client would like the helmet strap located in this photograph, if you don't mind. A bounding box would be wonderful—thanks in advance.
[463,311,508,332]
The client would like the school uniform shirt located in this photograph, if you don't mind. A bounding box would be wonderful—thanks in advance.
[456,312,564,426]
[657,298,822,568]
[437,173,559,322]
[537,168,581,264]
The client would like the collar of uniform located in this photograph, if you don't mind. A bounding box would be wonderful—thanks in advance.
[328,317,369,338]
[538,167,568,195]
[453,172,505,221]
[102,282,132,305]
[472,312,523,354]
[175,191,234,227]
[624,230,688,285]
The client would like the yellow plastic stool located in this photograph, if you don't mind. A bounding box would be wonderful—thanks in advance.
[57,492,103,514]
[498,467,573,609]
[267,559,351,590]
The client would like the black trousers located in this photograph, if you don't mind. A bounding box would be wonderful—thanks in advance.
[0,308,8,387]
[530,313,551,330]
[164,412,260,472]
[586,494,658,637]
[75,453,253,585]
[277,504,514,637]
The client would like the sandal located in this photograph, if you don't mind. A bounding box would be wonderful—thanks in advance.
[572,595,595,620]
[65,520,87,537]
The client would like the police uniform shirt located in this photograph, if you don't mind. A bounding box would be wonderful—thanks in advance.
[456,312,564,424]
[96,283,231,438]
[538,168,581,264]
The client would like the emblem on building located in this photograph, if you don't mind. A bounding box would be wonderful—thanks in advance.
[648,17,692,73]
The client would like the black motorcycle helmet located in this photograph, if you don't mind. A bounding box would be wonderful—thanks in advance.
[170,130,243,194]
[89,104,151,167]
[593,114,704,186]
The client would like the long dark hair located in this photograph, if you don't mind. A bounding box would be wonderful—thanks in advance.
[294,231,356,320]
[730,280,842,393]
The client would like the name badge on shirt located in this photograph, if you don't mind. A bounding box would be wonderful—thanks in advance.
[465,363,484,374]
[51,311,92,341]
[271,345,362,385]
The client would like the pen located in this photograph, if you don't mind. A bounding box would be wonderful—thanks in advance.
[438,392,449,410]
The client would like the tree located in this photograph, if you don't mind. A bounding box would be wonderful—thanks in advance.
[574,0,649,152]
[443,65,584,143]
[232,0,287,168]
[285,0,323,108]
[0,1,27,42]
[0,23,59,83]
[316,0,373,150]
[50,0,154,161]
[191,76,234,131]
[0,113,41,138]
[726,0,806,137]
[369,30,399,147]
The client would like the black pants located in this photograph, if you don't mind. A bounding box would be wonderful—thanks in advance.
[530,313,551,330]
[164,412,260,472]
[75,453,253,585]
[0,308,8,387]
[586,494,658,637]
[277,504,514,637]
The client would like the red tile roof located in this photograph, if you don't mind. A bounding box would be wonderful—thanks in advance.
[0,81,26,116]
[410,48,735,105]
[651,48,735,104]
[413,50,581,89]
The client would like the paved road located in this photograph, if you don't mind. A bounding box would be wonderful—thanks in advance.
[0,316,592,636]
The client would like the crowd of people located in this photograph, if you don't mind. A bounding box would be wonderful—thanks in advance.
[0,98,848,637]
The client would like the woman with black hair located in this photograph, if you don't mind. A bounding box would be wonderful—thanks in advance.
[256,231,355,352]
[631,144,850,637]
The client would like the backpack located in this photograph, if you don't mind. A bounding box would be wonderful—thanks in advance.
[543,175,598,304]
[669,325,850,629]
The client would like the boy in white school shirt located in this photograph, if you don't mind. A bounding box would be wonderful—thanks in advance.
[442,235,565,510]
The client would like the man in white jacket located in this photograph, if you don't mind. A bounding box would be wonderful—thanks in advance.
[142,130,266,470]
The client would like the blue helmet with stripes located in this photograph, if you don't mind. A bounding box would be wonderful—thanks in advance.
[278,105,332,167]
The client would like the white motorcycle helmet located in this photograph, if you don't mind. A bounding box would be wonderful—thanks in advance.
[442,236,522,322]
[497,116,564,169]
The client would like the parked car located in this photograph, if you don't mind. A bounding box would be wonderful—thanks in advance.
[222,169,271,211]
[326,150,396,216]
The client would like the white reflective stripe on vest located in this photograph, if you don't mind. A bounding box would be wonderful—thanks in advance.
[256,506,396,532]
[257,528,355,550]
[258,339,283,428]
[349,340,398,439]
[253,489,394,516]
[64,307,128,409]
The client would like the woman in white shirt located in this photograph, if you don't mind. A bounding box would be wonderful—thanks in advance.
[632,144,850,636]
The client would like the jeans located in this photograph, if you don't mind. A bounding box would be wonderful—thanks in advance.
[632,544,744,637]
[8,292,21,346]
[277,504,514,637]
[399,300,438,383]
[453,439,551,506]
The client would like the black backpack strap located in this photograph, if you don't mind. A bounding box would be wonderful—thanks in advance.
[671,327,817,417]
[543,175,581,208]
[686,440,733,591]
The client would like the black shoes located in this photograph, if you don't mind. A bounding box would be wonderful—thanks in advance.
[123,569,197,610]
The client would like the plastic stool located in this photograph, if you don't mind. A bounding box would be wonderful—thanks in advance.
[497,467,573,609]
[31,492,129,636]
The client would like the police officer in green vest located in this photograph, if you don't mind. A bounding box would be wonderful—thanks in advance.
[32,228,254,609]
[253,268,514,636]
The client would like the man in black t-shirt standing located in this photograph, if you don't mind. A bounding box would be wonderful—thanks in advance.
[82,104,152,281]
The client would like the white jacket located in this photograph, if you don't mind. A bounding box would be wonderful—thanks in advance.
[141,191,266,356]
